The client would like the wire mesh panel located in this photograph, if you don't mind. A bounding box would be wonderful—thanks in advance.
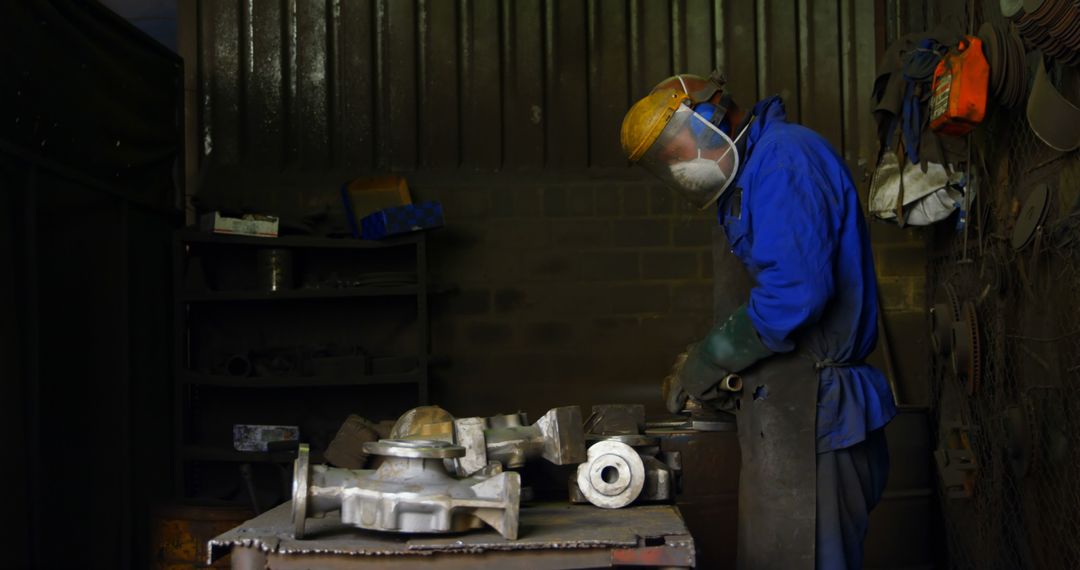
[927,7,1080,562]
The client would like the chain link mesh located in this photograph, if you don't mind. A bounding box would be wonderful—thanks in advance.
[927,6,1080,564]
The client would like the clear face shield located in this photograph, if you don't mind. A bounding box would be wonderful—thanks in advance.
[636,105,743,210]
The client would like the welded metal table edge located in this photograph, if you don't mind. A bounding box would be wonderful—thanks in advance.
[209,501,696,568]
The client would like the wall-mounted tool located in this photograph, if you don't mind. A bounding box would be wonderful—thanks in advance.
[1009,0,1080,67]
[934,422,978,499]
[291,440,520,540]
[977,21,1028,109]
[951,301,982,395]
[930,284,962,356]
[1012,184,1051,251]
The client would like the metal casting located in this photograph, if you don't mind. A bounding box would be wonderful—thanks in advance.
[449,406,586,476]
[291,440,520,540]
[574,440,648,509]
[571,404,681,507]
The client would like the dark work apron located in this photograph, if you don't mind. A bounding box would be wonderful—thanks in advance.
[712,192,818,569]
[735,347,818,570]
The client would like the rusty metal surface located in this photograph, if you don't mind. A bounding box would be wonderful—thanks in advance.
[210,501,692,564]
[187,0,881,198]
[659,429,741,569]
[230,539,693,569]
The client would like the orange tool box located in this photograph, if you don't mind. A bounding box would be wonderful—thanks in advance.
[929,35,990,136]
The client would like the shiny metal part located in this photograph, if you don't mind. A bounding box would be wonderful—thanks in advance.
[291,443,311,539]
[291,439,520,540]
[452,406,586,475]
[571,456,677,505]
[575,440,647,509]
[451,416,490,476]
[573,405,681,507]
[362,438,465,459]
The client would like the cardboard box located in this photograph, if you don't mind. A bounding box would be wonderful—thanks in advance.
[340,175,412,238]
[200,212,279,238]
[360,201,444,240]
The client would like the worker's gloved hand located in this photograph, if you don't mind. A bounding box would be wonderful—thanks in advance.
[662,348,694,413]
[661,304,774,414]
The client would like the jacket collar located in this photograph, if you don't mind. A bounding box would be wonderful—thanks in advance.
[745,95,787,152]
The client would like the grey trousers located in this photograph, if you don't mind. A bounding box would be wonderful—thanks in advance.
[815,428,891,570]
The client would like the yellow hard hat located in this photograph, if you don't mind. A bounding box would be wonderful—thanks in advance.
[651,72,726,105]
[620,89,690,162]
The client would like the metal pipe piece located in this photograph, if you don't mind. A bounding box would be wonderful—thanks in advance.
[717,373,743,392]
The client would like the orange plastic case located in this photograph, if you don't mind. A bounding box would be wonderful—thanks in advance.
[929,36,990,136]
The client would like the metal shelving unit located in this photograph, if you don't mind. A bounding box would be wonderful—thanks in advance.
[172,230,430,500]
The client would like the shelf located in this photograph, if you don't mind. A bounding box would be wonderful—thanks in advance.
[180,369,422,388]
[183,445,324,464]
[177,230,421,249]
[179,285,419,302]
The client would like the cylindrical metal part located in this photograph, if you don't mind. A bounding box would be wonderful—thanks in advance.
[718,374,743,392]
[575,440,646,509]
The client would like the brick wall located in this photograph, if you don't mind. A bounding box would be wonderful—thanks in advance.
[417,176,715,419]
[865,222,932,406]
[414,173,932,418]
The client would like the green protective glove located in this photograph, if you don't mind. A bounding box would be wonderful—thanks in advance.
[662,304,774,412]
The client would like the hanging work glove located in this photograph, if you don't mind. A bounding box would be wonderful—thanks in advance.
[662,304,774,414]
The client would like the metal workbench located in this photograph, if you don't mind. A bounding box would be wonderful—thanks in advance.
[209,501,695,569]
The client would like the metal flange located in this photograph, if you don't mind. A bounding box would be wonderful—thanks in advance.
[575,440,646,509]
[362,438,466,459]
[292,443,311,539]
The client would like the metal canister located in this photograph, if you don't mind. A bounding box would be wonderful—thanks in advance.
[256,248,293,291]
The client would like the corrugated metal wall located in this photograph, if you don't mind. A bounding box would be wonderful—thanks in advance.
[189,0,880,177]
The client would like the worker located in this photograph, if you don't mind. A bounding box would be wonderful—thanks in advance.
[621,72,897,570]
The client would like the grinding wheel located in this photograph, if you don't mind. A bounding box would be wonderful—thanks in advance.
[1012,184,1051,251]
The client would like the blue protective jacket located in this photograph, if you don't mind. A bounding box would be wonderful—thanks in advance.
[717,96,897,453]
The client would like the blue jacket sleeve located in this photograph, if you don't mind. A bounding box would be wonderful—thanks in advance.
[746,165,838,352]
